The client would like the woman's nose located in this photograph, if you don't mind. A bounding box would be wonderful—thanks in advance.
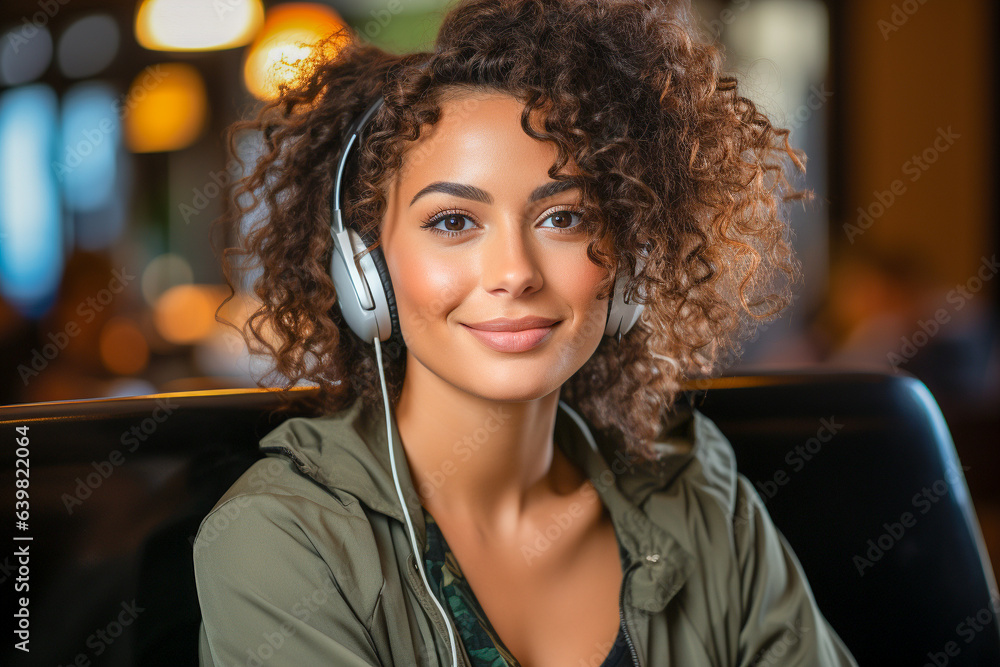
[478,219,544,299]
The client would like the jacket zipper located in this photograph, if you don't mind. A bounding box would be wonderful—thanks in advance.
[405,553,468,667]
[618,559,642,667]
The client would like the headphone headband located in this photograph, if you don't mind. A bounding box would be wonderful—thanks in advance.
[331,95,386,231]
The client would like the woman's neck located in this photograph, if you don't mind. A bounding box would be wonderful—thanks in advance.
[394,354,588,546]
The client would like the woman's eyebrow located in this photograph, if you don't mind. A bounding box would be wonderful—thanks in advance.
[408,180,578,208]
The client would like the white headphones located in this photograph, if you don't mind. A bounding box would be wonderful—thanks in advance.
[328,94,648,347]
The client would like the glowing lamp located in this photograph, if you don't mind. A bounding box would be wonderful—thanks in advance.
[243,3,349,100]
[124,63,207,153]
[135,0,264,52]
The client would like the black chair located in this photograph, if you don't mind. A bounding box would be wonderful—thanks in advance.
[692,372,1000,666]
[1,372,997,666]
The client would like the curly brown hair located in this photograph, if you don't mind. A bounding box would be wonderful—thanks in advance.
[215,0,810,463]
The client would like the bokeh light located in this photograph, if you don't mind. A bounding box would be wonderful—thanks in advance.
[141,253,194,306]
[99,316,150,375]
[243,3,348,100]
[135,0,264,52]
[0,24,52,85]
[0,85,63,318]
[57,14,120,79]
[60,82,120,213]
[124,62,207,153]
[153,284,225,344]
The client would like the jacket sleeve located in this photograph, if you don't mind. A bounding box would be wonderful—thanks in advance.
[193,492,383,667]
[732,474,859,667]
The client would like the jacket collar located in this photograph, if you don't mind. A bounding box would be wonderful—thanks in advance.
[259,395,699,612]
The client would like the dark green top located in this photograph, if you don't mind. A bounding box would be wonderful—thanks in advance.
[421,506,632,667]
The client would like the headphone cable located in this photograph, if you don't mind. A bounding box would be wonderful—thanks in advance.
[374,336,460,667]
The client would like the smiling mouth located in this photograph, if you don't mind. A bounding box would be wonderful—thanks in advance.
[461,322,560,353]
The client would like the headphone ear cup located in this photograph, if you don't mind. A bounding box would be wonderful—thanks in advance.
[366,244,403,344]
[605,270,646,339]
[330,226,395,344]
[605,246,651,339]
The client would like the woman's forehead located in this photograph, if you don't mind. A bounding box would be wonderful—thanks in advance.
[392,94,569,199]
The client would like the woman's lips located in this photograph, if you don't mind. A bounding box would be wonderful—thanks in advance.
[461,322,559,353]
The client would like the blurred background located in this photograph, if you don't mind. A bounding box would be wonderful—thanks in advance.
[0,0,996,568]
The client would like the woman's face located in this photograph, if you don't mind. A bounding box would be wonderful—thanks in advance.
[380,91,611,402]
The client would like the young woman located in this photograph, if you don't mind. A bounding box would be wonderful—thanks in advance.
[193,1,858,665]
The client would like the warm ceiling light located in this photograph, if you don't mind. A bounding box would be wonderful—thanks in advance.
[124,63,207,153]
[243,3,348,100]
[135,0,264,52]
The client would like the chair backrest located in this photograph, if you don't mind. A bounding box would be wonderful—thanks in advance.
[693,372,1000,666]
[0,372,996,666]
[1,388,307,667]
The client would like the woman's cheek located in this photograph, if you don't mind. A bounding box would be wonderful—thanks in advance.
[557,245,610,307]
[393,251,467,342]
[565,251,613,351]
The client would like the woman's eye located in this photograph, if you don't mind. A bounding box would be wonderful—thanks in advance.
[539,209,584,232]
[421,213,475,235]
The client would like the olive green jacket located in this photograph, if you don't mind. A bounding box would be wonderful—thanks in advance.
[193,396,858,667]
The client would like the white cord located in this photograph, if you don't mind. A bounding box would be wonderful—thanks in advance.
[374,337,459,667]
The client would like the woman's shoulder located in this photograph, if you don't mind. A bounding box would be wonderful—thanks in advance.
[190,457,388,661]
[636,406,747,529]
[192,453,373,561]
[202,453,338,511]
[686,408,742,507]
